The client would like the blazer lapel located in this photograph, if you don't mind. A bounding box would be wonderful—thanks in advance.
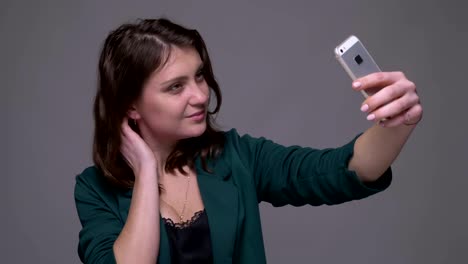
[157,217,171,263]
[196,156,239,263]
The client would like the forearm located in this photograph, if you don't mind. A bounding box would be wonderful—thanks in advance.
[349,123,416,182]
[113,168,160,264]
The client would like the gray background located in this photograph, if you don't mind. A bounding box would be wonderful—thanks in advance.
[3,0,467,263]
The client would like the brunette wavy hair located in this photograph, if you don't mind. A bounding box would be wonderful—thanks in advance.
[93,18,225,190]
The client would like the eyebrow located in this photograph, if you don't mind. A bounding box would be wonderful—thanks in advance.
[160,63,204,86]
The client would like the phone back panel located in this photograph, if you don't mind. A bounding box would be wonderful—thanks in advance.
[336,40,381,80]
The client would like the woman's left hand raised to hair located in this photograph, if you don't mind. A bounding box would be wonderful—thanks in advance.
[352,71,423,128]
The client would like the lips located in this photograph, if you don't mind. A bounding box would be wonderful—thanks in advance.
[187,110,205,118]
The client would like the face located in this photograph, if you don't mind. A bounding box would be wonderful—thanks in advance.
[131,46,209,143]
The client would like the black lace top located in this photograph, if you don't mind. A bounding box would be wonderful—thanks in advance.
[162,209,213,264]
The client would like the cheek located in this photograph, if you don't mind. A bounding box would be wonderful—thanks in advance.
[138,96,166,121]
[147,101,182,121]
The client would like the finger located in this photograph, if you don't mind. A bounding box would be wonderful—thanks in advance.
[353,71,406,91]
[366,93,419,122]
[120,137,131,157]
[121,118,137,140]
[404,104,423,125]
[379,104,423,127]
[120,126,134,152]
[379,113,406,128]
[122,116,128,125]
[121,125,130,141]
[120,145,133,166]
[361,82,408,113]
[121,117,130,133]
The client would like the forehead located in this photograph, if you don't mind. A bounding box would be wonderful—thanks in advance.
[152,46,202,82]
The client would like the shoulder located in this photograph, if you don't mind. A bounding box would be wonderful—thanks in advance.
[222,128,268,151]
[222,128,284,155]
[74,166,120,200]
[220,128,277,167]
[221,128,254,158]
[75,166,104,189]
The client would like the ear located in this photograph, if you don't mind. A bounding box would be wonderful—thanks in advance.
[127,104,141,120]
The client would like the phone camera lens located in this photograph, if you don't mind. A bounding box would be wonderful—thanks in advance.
[354,55,363,65]
[340,49,343,53]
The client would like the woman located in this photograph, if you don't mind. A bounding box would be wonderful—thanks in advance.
[74,18,422,264]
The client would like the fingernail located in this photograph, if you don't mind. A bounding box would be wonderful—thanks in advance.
[353,82,361,89]
[360,104,369,112]
[367,114,375,121]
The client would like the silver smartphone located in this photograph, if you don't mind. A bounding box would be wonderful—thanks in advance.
[335,35,381,98]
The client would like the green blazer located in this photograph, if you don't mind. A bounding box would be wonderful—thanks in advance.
[74,129,392,263]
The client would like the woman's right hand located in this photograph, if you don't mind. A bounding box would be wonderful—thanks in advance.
[120,117,157,178]
[115,118,161,264]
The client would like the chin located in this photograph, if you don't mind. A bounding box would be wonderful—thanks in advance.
[182,122,207,139]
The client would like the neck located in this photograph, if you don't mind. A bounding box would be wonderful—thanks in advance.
[138,127,178,170]
[151,141,175,170]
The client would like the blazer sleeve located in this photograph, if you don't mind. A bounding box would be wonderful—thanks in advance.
[74,168,119,264]
[232,130,392,207]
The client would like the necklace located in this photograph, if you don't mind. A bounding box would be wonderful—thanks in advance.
[161,175,191,222]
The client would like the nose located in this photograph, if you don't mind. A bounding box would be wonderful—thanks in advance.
[189,82,209,106]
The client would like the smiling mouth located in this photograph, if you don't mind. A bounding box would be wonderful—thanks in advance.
[187,110,205,118]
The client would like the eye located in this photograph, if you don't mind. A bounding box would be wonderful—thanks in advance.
[195,70,205,82]
[168,83,183,92]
